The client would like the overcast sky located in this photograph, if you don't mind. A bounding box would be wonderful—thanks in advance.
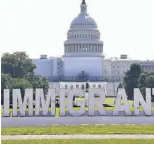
[0,0,154,60]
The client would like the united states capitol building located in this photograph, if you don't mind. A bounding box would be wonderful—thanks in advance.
[32,0,154,95]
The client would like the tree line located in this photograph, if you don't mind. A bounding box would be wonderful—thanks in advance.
[1,51,154,104]
[1,52,49,104]
[118,63,154,102]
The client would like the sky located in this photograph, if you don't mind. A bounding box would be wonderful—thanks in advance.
[0,0,154,60]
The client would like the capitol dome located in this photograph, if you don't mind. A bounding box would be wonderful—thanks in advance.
[64,0,103,57]
[70,15,97,29]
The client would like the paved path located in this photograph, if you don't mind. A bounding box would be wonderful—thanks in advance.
[2,135,154,140]
[2,117,154,127]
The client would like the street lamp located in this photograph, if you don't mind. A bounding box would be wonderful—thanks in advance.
[85,80,90,107]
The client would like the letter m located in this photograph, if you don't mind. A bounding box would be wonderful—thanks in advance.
[35,89,56,116]
[13,89,33,117]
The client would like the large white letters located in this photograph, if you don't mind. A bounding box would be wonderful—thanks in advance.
[113,88,131,116]
[35,89,56,116]
[2,88,154,117]
[3,89,10,117]
[68,89,85,116]
[13,89,33,117]
[59,89,66,116]
[134,88,152,116]
[88,89,106,116]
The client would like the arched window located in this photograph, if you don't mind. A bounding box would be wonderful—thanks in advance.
[65,85,68,89]
[70,85,73,89]
[98,84,101,88]
[93,84,96,88]
[76,84,79,88]
[81,84,84,89]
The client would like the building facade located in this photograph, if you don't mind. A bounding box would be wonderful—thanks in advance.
[32,0,154,82]
[63,0,104,81]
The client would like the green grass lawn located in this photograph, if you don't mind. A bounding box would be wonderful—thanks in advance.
[2,125,154,135]
[2,139,154,144]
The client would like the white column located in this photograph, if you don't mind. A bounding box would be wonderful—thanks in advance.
[73,44,75,52]
[70,45,72,52]
[90,44,92,52]
[92,44,94,52]
[85,92,88,106]
[98,44,100,52]
[96,44,98,52]
[75,44,77,52]
[66,46,68,53]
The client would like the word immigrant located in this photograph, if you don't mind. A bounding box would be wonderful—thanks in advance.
[2,88,154,117]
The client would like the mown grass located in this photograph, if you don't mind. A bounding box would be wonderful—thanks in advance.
[2,139,154,144]
[2,125,154,135]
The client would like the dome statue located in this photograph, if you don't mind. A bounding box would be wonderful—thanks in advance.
[70,0,97,29]
[64,0,104,57]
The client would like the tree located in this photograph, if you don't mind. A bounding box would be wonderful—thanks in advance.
[1,74,33,104]
[123,63,142,100]
[1,52,36,78]
[1,51,49,103]
[1,73,12,90]
[138,72,148,97]
[10,78,33,98]
[117,82,123,93]
[1,74,13,104]
[24,73,49,98]
[145,75,154,102]
[25,74,49,89]
[137,72,154,102]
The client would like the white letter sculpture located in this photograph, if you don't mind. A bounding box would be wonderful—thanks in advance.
[35,89,56,116]
[3,89,10,117]
[13,89,33,117]
[88,88,106,116]
[68,89,85,116]
[113,88,131,116]
[134,88,152,116]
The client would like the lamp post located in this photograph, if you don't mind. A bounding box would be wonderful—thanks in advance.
[85,81,90,107]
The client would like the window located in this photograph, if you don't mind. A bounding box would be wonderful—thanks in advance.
[70,85,73,89]
[81,84,84,89]
[93,84,96,88]
[98,84,101,88]
[65,85,68,89]
[76,84,79,88]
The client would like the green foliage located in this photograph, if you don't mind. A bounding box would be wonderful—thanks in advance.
[2,140,154,144]
[2,125,154,135]
[123,63,154,101]
[10,78,33,97]
[145,75,154,88]
[145,75,154,102]
[24,73,49,95]
[1,51,49,104]
[1,73,13,90]
[1,52,36,78]
[123,63,142,100]
[117,82,123,92]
